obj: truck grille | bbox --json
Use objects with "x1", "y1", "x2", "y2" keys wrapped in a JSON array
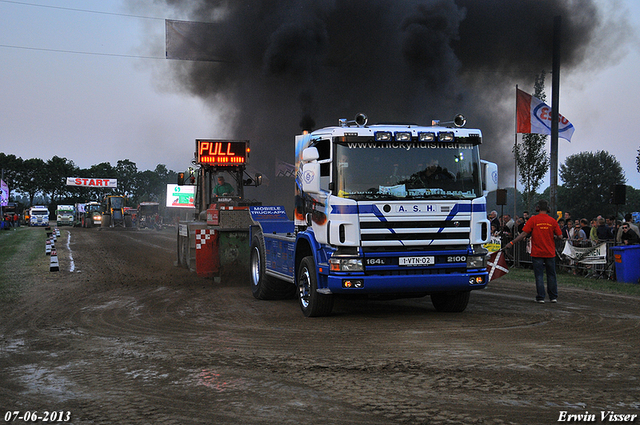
[{"x1": 360, "y1": 216, "x2": 471, "y2": 249}]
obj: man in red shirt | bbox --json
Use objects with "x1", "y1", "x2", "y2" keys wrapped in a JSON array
[{"x1": 506, "y1": 199, "x2": 562, "y2": 303}]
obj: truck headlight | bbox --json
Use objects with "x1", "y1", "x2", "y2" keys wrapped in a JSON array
[
  {"x1": 418, "y1": 132, "x2": 435, "y2": 142},
  {"x1": 330, "y1": 257, "x2": 363, "y2": 272},
  {"x1": 394, "y1": 131, "x2": 411, "y2": 141},
  {"x1": 467, "y1": 255, "x2": 486, "y2": 268},
  {"x1": 374, "y1": 131, "x2": 392, "y2": 142}
]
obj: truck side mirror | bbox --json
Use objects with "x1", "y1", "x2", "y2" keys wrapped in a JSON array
[
  {"x1": 302, "y1": 147, "x2": 319, "y2": 162},
  {"x1": 301, "y1": 147, "x2": 321, "y2": 194},
  {"x1": 302, "y1": 162, "x2": 321, "y2": 194},
  {"x1": 481, "y1": 160, "x2": 498, "y2": 196}
]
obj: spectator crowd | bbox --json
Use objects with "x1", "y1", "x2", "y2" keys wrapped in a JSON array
[{"x1": 489, "y1": 209, "x2": 640, "y2": 247}]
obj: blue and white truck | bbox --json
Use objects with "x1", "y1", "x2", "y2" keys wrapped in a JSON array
[
  {"x1": 29, "y1": 205, "x2": 50, "y2": 227},
  {"x1": 249, "y1": 114, "x2": 498, "y2": 316},
  {"x1": 177, "y1": 115, "x2": 498, "y2": 316}
]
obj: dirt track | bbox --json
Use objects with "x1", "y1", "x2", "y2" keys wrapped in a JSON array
[{"x1": 1, "y1": 226, "x2": 639, "y2": 424}]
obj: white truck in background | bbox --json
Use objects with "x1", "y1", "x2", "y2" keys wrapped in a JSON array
[
  {"x1": 55, "y1": 205, "x2": 75, "y2": 226},
  {"x1": 29, "y1": 205, "x2": 50, "y2": 227}
]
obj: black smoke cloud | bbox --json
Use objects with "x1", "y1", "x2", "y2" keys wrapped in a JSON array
[{"x1": 142, "y1": 0, "x2": 631, "y2": 203}]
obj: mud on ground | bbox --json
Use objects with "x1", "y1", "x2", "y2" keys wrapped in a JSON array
[{"x1": 1, "y1": 227, "x2": 639, "y2": 424}]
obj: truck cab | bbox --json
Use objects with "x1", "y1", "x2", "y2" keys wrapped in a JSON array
[
  {"x1": 29, "y1": 206, "x2": 50, "y2": 227},
  {"x1": 250, "y1": 114, "x2": 499, "y2": 316},
  {"x1": 55, "y1": 205, "x2": 75, "y2": 226}
]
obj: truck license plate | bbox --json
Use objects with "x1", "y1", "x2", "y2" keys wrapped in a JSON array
[{"x1": 399, "y1": 256, "x2": 435, "y2": 266}]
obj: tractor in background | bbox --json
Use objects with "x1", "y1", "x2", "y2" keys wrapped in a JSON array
[{"x1": 100, "y1": 195, "x2": 133, "y2": 229}]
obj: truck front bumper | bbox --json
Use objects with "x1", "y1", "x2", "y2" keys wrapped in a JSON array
[{"x1": 323, "y1": 271, "x2": 487, "y2": 294}]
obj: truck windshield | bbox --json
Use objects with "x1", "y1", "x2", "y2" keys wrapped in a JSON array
[{"x1": 334, "y1": 139, "x2": 482, "y2": 200}]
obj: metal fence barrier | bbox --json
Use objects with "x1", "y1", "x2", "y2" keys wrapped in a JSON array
[{"x1": 504, "y1": 238, "x2": 621, "y2": 280}]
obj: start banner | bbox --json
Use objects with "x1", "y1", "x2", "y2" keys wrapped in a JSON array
[{"x1": 66, "y1": 177, "x2": 117, "y2": 188}]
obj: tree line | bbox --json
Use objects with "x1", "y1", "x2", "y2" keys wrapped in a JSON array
[
  {"x1": 2, "y1": 145, "x2": 638, "y2": 222},
  {"x1": 0, "y1": 153, "x2": 179, "y2": 209}
]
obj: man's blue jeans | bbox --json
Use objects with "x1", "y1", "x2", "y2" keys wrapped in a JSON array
[{"x1": 532, "y1": 257, "x2": 558, "y2": 301}]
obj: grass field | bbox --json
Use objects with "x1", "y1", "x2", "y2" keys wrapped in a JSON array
[
  {"x1": 0, "y1": 226, "x2": 45, "y2": 300},
  {"x1": 505, "y1": 264, "x2": 640, "y2": 297}
]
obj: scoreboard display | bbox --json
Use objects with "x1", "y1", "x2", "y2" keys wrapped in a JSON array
[{"x1": 196, "y1": 140, "x2": 249, "y2": 165}]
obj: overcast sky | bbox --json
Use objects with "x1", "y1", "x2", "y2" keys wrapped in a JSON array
[{"x1": 1, "y1": 0, "x2": 639, "y2": 190}]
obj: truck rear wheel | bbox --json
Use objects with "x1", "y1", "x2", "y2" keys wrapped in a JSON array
[
  {"x1": 297, "y1": 256, "x2": 334, "y2": 317},
  {"x1": 250, "y1": 234, "x2": 295, "y2": 300},
  {"x1": 431, "y1": 291, "x2": 470, "y2": 312}
]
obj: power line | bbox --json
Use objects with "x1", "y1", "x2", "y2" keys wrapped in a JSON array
[
  {"x1": 0, "y1": 43, "x2": 165, "y2": 60},
  {"x1": 0, "y1": 1, "x2": 171, "y2": 60},
  {"x1": 0, "y1": 43, "x2": 235, "y2": 63},
  {"x1": 0, "y1": 0, "x2": 166, "y2": 21}
]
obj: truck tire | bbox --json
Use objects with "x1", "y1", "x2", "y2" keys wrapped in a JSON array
[
  {"x1": 297, "y1": 256, "x2": 334, "y2": 317},
  {"x1": 431, "y1": 291, "x2": 470, "y2": 313},
  {"x1": 125, "y1": 215, "x2": 133, "y2": 228},
  {"x1": 250, "y1": 234, "x2": 295, "y2": 300},
  {"x1": 101, "y1": 214, "x2": 111, "y2": 228}
]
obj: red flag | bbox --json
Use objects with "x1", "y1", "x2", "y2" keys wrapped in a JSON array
[
  {"x1": 516, "y1": 89, "x2": 533, "y2": 134},
  {"x1": 487, "y1": 251, "x2": 509, "y2": 281}
]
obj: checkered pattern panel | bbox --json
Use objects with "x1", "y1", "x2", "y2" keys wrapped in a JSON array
[{"x1": 195, "y1": 229, "x2": 214, "y2": 249}]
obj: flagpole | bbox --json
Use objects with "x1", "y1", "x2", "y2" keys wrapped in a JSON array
[
  {"x1": 550, "y1": 16, "x2": 561, "y2": 217},
  {"x1": 514, "y1": 85, "x2": 518, "y2": 228}
]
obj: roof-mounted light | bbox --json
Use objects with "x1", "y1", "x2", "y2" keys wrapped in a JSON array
[
  {"x1": 375, "y1": 131, "x2": 392, "y2": 142},
  {"x1": 418, "y1": 132, "x2": 436, "y2": 142},
  {"x1": 438, "y1": 132, "x2": 455, "y2": 142},
  {"x1": 394, "y1": 132, "x2": 411, "y2": 142}
]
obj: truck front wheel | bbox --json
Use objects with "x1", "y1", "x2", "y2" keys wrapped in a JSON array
[
  {"x1": 250, "y1": 234, "x2": 295, "y2": 300},
  {"x1": 297, "y1": 256, "x2": 334, "y2": 317},
  {"x1": 431, "y1": 291, "x2": 470, "y2": 312}
]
